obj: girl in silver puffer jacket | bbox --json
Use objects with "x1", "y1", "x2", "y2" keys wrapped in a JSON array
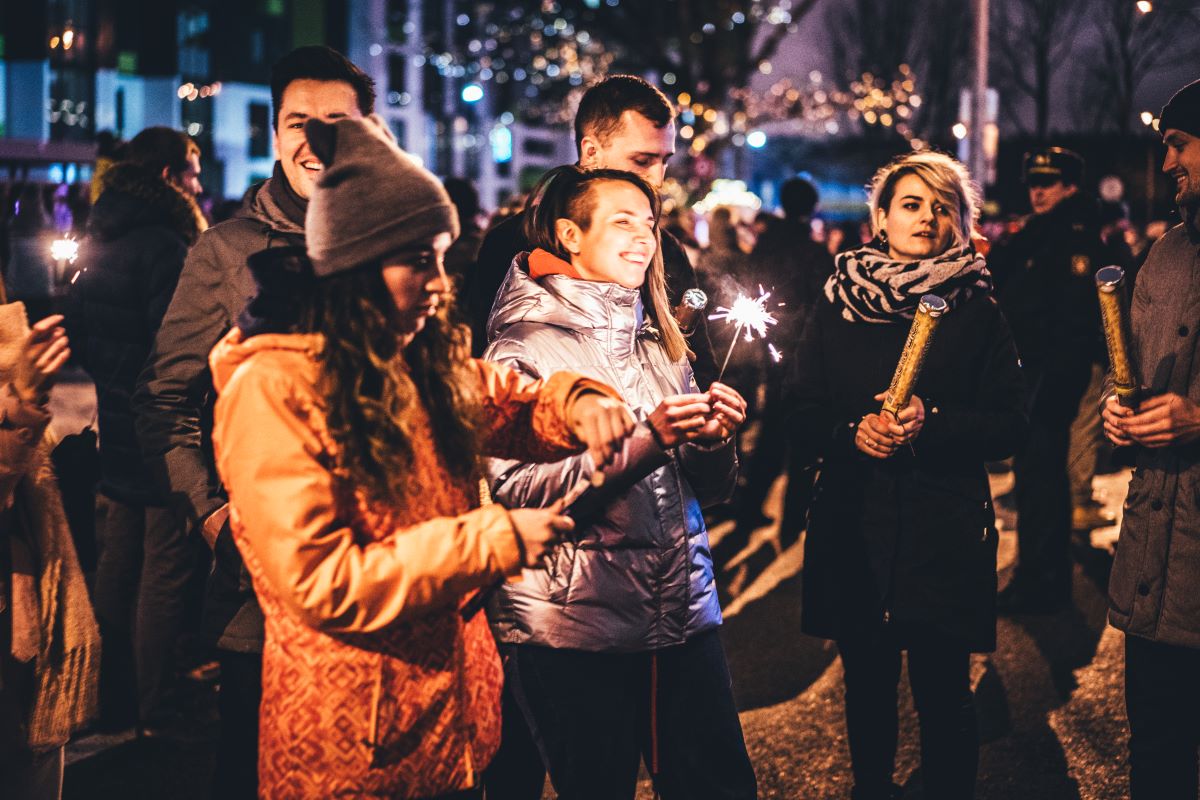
[{"x1": 483, "y1": 165, "x2": 758, "y2": 800}]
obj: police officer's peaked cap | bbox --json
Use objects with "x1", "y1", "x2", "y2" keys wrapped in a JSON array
[{"x1": 1022, "y1": 147, "x2": 1084, "y2": 186}]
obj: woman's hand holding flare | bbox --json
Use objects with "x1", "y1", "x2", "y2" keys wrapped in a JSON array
[
  {"x1": 570, "y1": 393, "x2": 637, "y2": 467},
  {"x1": 857, "y1": 392, "x2": 926, "y2": 459}
]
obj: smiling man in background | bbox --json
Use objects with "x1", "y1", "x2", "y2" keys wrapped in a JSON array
[{"x1": 132, "y1": 45, "x2": 373, "y2": 799}]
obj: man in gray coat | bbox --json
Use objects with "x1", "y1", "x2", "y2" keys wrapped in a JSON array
[
  {"x1": 132, "y1": 46, "x2": 372, "y2": 798},
  {"x1": 1102, "y1": 77, "x2": 1200, "y2": 800}
]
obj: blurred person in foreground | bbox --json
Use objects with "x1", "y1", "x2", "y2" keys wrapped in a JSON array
[
  {"x1": 0, "y1": 302, "x2": 99, "y2": 800},
  {"x1": 212, "y1": 115, "x2": 632, "y2": 800},
  {"x1": 1102, "y1": 77, "x2": 1200, "y2": 800},
  {"x1": 787, "y1": 151, "x2": 1026, "y2": 800}
]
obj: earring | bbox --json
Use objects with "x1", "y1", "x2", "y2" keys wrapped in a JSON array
[{"x1": 878, "y1": 229, "x2": 889, "y2": 244}]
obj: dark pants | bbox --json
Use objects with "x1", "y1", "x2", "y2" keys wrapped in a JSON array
[
  {"x1": 1124, "y1": 633, "x2": 1200, "y2": 799},
  {"x1": 837, "y1": 632, "x2": 979, "y2": 800},
  {"x1": 211, "y1": 650, "x2": 261, "y2": 800},
  {"x1": 482, "y1": 649, "x2": 546, "y2": 799},
  {"x1": 1011, "y1": 360, "x2": 1092, "y2": 598},
  {"x1": 93, "y1": 498, "x2": 193, "y2": 724},
  {"x1": 507, "y1": 629, "x2": 757, "y2": 800}
]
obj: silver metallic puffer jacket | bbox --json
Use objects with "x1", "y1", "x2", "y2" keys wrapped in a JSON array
[{"x1": 483, "y1": 255, "x2": 734, "y2": 652}]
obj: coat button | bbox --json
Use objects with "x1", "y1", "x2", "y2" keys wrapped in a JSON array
[
  {"x1": 1137, "y1": 582, "x2": 1150, "y2": 596},
  {"x1": 1151, "y1": 499, "x2": 1164, "y2": 511},
  {"x1": 1180, "y1": 326, "x2": 1190, "y2": 337}
]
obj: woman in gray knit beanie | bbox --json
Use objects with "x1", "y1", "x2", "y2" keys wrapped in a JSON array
[{"x1": 207, "y1": 115, "x2": 637, "y2": 798}]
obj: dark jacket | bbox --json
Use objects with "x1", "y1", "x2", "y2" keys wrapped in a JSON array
[
  {"x1": 992, "y1": 192, "x2": 1110, "y2": 375},
  {"x1": 64, "y1": 163, "x2": 206, "y2": 505},
  {"x1": 132, "y1": 173, "x2": 303, "y2": 652},
  {"x1": 788, "y1": 293, "x2": 1027, "y2": 651},
  {"x1": 464, "y1": 209, "x2": 718, "y2": 386},
  {"x1": 749, "y1": 218, "x2": 834, "y2": 338},
  {"x1": 1108, "y1": 218, "x2": 1200, "y2": 648}
]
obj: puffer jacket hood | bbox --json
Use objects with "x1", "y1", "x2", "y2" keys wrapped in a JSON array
[{"x1": 484, "y1": 254, "x2": 735, "y2": 653}]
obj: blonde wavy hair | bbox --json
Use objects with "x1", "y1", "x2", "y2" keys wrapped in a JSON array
[{"x1": 867, "y1": 151, "x2": 982, "y2": 250}]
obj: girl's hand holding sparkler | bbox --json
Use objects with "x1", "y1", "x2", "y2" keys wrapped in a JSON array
[
  {"x1": 647, "y1": 393, "x2": 713, "y2": 448},
  {"x1": 857, "y1": 393, "x2": 925, "y2": 458},
  {"x1": 694, "y1": 382, "x2": 748, "y2": 442}
]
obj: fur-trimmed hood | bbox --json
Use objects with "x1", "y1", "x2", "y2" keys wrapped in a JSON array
[{"x1": 88, "y1": 161, "x2": 207, "y2": 245}]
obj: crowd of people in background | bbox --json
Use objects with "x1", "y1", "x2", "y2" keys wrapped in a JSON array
[{"x1": 1, "y1": 40, "x2": 1199, "y2": 800}]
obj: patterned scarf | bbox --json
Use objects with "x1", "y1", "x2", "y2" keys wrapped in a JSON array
[{"x1": 824, "y1": 241, "x2": 993, "y2": 323}]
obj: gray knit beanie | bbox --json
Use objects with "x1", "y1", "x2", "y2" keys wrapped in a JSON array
[{"x1": 304, "y1": 114, "x2": 460, "y2": 277}]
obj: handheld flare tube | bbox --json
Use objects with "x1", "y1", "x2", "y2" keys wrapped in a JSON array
[
  {"x1": 881, "y1": 294, "x2": 948, "y2": 417},
  {"x1": 673, "y1": 288, "x2": 708, "y2": 335},
  {"x1": 1095, "y1": 265, "x2": 1140, "y2": 408}
]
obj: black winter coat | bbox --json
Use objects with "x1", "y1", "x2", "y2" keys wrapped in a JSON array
[
  {"x1": 463, "y1": 209, "x2": 719, "y2": 386},
  {"x1": 992, "y1": 193, "x2": 1110, "y2": 375},
  {"x1": 788, "y1": 293, "x2": 1027, "y2": 651},
  {"x1": 64, "y1": 163, "x2": 205, "y2": 505}
]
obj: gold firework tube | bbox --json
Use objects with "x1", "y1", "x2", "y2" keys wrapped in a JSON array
[
  {"x1": 1096, "y1": 265, "x2": 1140, "y2": 408},
  {"x1": 673, "y1": 288, "x2": 708, "y2": 335},
  {"x1": 881, "y1": 294, "x2": 948, "y2": 417}
]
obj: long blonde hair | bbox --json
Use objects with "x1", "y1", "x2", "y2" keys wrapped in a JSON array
[
  {"x1": 867, "y1": 151, "x2": 982, "y2": 250},
  {"x1": 525, "y1": 165, "x2": 690, "y2": 363}
]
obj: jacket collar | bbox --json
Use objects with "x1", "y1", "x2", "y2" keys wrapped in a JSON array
[
  {"x1": 488, "y1": 252, "x2": 645, "y2": 359},
  {"x1": 87, "y1": 162, "x2": 208, "y2": 244}
]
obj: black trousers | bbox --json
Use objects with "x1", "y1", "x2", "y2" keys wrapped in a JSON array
[
  {"x1": 93, "y1": 499, "x2": 194, "y2": 724},
  {"x1": 1125, "y1": 633, "x2": 1200, "y2": 799},
  {"x1": 507, "y1": 629, "x2": 757, "y2": 800},
  {"x1": 211, "y1": 650, "x2": 262, "y2": 800},
  {"x1": 837, "y1": 631, "x2": 979, "y2": 800},
  {"x1": 1011, "y1": 359, "x2": 1092, "y2": 597}
]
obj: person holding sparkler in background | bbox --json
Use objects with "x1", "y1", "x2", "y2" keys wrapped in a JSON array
[
  {"x1": 786, "y1": 151, "x2": 1026, "y2": 800},
  {"x1": 483, "y1": 165, "x2": 756, "y2": 800}
]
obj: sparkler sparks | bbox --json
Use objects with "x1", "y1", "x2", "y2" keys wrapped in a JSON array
[{"x1": 709, "y1": 286, "x2": 779, "y2": 380}]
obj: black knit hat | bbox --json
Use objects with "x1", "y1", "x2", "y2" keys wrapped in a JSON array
[
  {"x1": 1160, "y1": 79, "x2": 1200, "y2": 139},
  {"x1": 303, "y1": 115, "x2": 459, "y2": 278}
]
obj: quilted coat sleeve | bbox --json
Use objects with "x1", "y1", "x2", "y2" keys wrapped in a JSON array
[
  {"x1": 213, "y1": 360, "x2": 526, "y2": 634},
  {"x1": 474, "y1": 357, "x2": 622, "y2": 464}
]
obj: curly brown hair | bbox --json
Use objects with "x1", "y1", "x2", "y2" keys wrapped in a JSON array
[{"x1": 302, "y1": 266, "x2": 483, "y2": 505}]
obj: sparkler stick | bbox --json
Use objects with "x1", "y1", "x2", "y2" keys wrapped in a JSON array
[{"x1": 709, "y1": 286, "x2": 779, "y2": 382}]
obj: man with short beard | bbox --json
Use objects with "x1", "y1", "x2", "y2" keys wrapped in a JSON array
[
  {"x1": 132, "y1": 46, "x2": 372, "y2": 798},
  {"x1": 463, "y1": 75, "x2": 716, "y2": 385},
  {"x1": 1102, "y1": 77, "x2": 1200, "y2": 800}
]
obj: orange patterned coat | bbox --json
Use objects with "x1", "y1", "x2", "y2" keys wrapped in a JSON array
[{"x1": 209, "y1": 329, "x2": 614, "y2": 798}]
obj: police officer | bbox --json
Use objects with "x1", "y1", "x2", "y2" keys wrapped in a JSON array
[{"x1": 993, "y1": 147, "x2": 1109, "y2": 614}]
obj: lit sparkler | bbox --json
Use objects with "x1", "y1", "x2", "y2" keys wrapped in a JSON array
[
  {"x1": 50, "y1": 236, "x2": 79, "y2": 263},
  {"x1": 709, "y1": 285, "x2": 779, "y2": 380},
  {"x1": 768, "y1": 343, "x2": 783, "y2": 363}
]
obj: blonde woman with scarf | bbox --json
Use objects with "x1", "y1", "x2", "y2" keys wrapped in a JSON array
[{"x1": 787, "y1": 151, "x2": 1027, "y2": 800}]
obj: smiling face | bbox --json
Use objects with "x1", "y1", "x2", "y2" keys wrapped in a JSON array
[
  {"x1": 557, "y1": 180, "x2": 657, "y2": 289},
  {"x1": 381, "y1": 232, "x2": 454, "y2": 346},
  {"x1": 274, "y1": 79, "x2": 363, "y2": 199},
  {"x1": 579, "y1": 111, "x2": 676, "y2": 189},
  {"x1": 1163, "y1": 128, "x2": 1200, "y2": 207},
  {"x1": 876, "y1": 173, "x2": 956, "y2": 261}
]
